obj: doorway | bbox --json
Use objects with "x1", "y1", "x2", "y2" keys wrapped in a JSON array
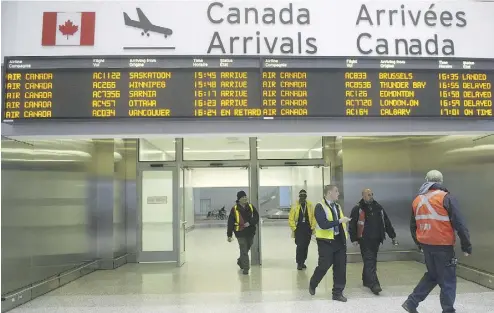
[
  {"x1": 258, "y1": 165, "x2": 324, "y2": 268},
  {"x1": 182, "y1": 166, "x2": 252, "y2": 268},
  {"x1": 137, "y1": 164, "x2": 177, "y2": 263}
]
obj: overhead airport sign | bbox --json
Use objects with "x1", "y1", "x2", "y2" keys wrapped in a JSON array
[
  {"x1": 3, "y1": 55, "x2": 493, "y2": 121},
  {"x1": 1, "y1": 0, "x2": 494, "y2": 58}
]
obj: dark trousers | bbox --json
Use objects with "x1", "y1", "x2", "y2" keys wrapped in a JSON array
[
  {"x1": 359, "y1": 238, "x2": 381, "y2": 287},
  {"x1": 237, "y1": 236, "x2": 254, "y2": 270},
  {"x1": 295, "y1": 222, "x2": 311, "y2": 265},
  {"x1": 407, "y1": 245, "x2": 457, "y2": 313},
  {"x1": 309, "y1": 237, "x2": 347, "y2": 296}
]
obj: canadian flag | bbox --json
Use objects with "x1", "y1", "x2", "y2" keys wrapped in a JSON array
[{"x1": 42, "y1": 12, "x2": 95, "y2": 46}]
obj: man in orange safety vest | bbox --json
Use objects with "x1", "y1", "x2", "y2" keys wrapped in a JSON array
[{"x1": 402, "y1": 170, "x2": 472, "y2": 313}]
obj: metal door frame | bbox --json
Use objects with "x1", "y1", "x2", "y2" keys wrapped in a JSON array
[{"x1": 136, "y1": 162, "x2": 178, "y2": 263}]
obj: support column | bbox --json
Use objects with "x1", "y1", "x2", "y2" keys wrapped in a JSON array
[
  {"x1": 124, "y1": 139, "x2": 138, "y2": 263},
  {"x1": 91, "y1": 139, "x2": 115, "y2": 269},
  {"x1": 175, "y1": 138, "x2": 185, "y2": 266},
  {"x1": 249, "y1": 137, "x2": 261, "y2": 266}
]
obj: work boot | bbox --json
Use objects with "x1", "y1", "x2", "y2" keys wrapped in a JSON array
[
  {"x1": 402, "y1": 300, "x2": 419, "y2": 313},
  {"x1": 332, "y1": 294, "x2": 347, "y2": 302}
]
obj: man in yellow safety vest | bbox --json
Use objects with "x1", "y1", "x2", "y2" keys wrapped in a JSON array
[
  {"x1": 309, "y1": 184, "x2": 352, "y2": 302},
  {"x1": 289, "y1": 189, "x2": 316, "y2": 270},
  {"x1": 227, "y1": 190, "x2": 260, "y2": 275}
]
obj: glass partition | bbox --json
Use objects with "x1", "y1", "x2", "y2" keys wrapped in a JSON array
[
  {"x1": 139, "y1": 138, "x2": 176, "y2": 161},
  {"x1": 257, "y1": 136, "x2": 322, "y2": 159},
  {"x1": 189, "y1": 167, "x2": 250, "y2": 223}
]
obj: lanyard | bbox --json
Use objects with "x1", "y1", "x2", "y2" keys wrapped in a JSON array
[{"x1": 300, "y1": 203, "x2": 307, "y2": 222}]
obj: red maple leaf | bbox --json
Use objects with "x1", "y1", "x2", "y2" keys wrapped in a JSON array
[{"x1": 59, "y1": 20, "x2": 79, "y2": 39}]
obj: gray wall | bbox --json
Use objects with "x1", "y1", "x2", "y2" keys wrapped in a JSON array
[
  {"x1": 1, "y1": 138, "x2": 95, "y2": 294},
  {"x1": 410, "y1": 134, "x2": 494, "y2": 274},
  {"x1": 341, "y1": 135, "x2": 494, "y2": 275},
  {"x1": 1, "y1": 138, "x2": 138, "y2": 297},
  {"x1": 342, "y1": 137, "x2": 416, "y2": 253}
]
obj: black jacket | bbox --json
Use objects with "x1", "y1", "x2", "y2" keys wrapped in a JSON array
[
  {"x1": 349, "y1": 199, "x2": 396, "y2": 243},
  {"x1": 227, "y1": 202, "x2": 259, "y2": 238},
  {"x1": 410, "y1": 183, "x2": 472, "y2": 254}
]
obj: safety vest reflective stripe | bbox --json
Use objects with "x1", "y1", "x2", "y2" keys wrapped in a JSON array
[
  {"x1": 357, "y1": 209, "x2": 365, "y2": 238},
  {"x1": 414, "y1": 190, "x2": 450, "y2": 222},
  {"x1": 413, "y1": 189, "x2": 454, "y2": 246},
  {"x1": 234, "y1": 204, "x2": 253, "y2": 231}
]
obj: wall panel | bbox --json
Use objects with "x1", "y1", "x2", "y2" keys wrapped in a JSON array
[
  {"x1": 342, "y1": 136, "x2": 417, "y2": 252},
  {"x1": 410, "y1": 134, "x2": 494, "y2": 274},
  {"x1": 340, "y1": 134, "x2": 494, "y2": 277},
  {"x1": 1, "y1": 138, "x2": 96, "y2": 295}
]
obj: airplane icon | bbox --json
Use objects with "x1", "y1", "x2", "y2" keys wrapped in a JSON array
[{"x1": 123, "y1": 8, "x2": 173, "y2": 38}]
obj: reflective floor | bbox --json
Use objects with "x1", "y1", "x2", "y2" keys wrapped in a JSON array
[{"x1": 11, "y1": 226, "x2": 494, "y2": 313}]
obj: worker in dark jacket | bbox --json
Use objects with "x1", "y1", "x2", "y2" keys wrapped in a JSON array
[
  {"x1": 227, "y1": 190, "x2": 260, "y2": 275},
  {"x1": 402, "y1": 170, "x2": 472, "y2": 313},
  {"x1": 349, "y1": 188, "x2": 398, "y2": 295}
]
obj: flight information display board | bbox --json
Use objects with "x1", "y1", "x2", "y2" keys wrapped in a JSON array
[{"x1": 3, "y1": 56, "x2": 493, "y2": 120}]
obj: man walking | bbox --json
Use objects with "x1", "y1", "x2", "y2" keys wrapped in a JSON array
[
  {"x1": 289, "y1": 189, "x2": 316, "y2": 270},
  {"x1": 349, "y1": 188, "x2": 398, "y2": 295},
  {"x1": 402, "y1": 170, "x2": 472, "y2": 313},
  {"x1": 309, "y1": 185, "x2": 352, "y2": 302},
  {"x1": 227, "y1": 190, "x2": 260, "y2": 275}
]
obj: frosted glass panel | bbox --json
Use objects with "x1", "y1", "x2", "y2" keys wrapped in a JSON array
[
  {"x1": 183, "y1": 137, "x2": 250, "y2": 160},
  {"x1": 142, "y1": 170, "x2": 174, "y2": 251},
  {"x1": 257, "y1": 136, "x2": 322, "y2": 159},
  {"x1": 139, "y1": 138, "x2": 175, "y2": 161}
]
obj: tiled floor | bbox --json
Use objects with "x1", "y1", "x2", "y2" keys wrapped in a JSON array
[{"x1": 11, "y1": 226, "x2": 494, "y2": 313}]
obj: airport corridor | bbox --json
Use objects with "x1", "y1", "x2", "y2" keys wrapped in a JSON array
[{"x1": 10, "y1": 226, "x2": 494, "y2": 313}]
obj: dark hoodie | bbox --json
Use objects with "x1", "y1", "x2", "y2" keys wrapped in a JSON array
[
  {"x1": 349, "y1": 199, "x2": 396, "y2": 243},
  {"x1": 411, "y1": 182, "x2": 472, "y2": 254}
]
